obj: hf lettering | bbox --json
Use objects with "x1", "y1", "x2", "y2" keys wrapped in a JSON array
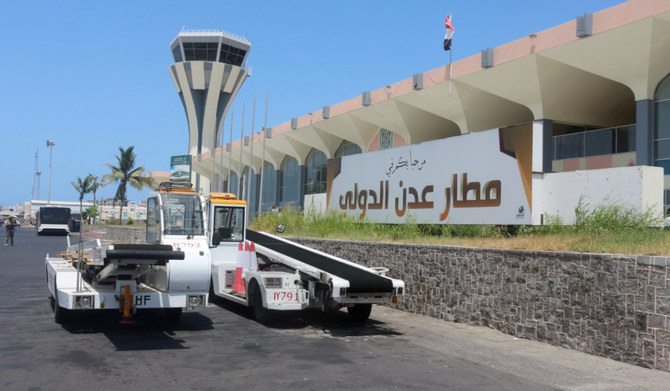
[{"x1": 135, "y1": 295, "x2": 151, "y2": 306}]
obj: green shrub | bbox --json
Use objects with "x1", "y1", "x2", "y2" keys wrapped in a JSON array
[{"x1": 573, "y1": 197, "x2": 661, "y2": 233}]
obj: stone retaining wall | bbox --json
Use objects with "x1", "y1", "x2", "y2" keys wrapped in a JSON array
[
  {"x1": 295, "y1": 238, "x2": 670, "y2": 372},
  {"x1": 82, "y1": 225, "x2": 145, "y2": 244},
  {"x1": 83, "y1": 225, "x2": 670, "y2": 371}
]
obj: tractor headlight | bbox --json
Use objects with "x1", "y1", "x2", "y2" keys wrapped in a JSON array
[
  {"x1": 75, "y1": 295, "x2": 94, "y2": 309},
  {"x1": 187, "y1": 295, "x2": 205, "y2": 308},
  {"x1": 264, "y1": 277, "x2": 282, "y2": 288}
]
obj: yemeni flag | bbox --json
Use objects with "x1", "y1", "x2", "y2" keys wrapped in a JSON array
[{"x1": 444, "y1": 14, "x2": 455, "y2": 51}]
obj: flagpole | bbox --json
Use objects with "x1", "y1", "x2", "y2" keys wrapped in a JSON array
[
  {"x1": 445, "y1": 13, "x2": 454, "y2": 96},
  {"x1": 249, "y1": 97, "x2": 256, "y2": 209},
  {"x1": 238, "y1": 103, "x2": 245, "y2": 199},
  {"x1": 219, "y1": 109, "x2": 227, "y2": 192},
  {"x1": 449, "y1": 49, "x2": 453, "y2": 96},
  {"x1": 227, "y1": 108, "x2": 233, "y2": 193},
  {"x1": 211, "y1": 125, "x2": 217, "y2": 194},
  {"x1": 258, "y1": 91, "x2": 268, "y2": 216}
]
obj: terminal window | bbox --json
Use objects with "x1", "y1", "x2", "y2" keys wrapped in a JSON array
[{"x1": 335, "y1": 140, "x2": 362, "y2": 157}]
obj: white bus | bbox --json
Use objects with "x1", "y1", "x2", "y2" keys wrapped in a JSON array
[{"x1": 37, "y1": 207, "x2": 71, "y2": 236}]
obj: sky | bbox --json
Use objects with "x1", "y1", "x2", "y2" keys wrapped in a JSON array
[{"x1": 0, "y1": 0, "x2": 625, "y2": 206}]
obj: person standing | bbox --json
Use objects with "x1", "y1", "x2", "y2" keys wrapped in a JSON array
[{"x1": 4, "y1": 215, "x2": 17, "y2": 246}]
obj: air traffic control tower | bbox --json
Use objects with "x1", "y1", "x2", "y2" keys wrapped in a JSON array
[{"x1": 169, "y1": 30, "x2": 251, "y2": 193}]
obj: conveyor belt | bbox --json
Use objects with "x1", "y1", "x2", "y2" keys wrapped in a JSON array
[
  {"x1": 246, "y1": 230, "x2": 392, "y2": 294},
  {"x1": 105, "y1": 244, "x2": 185, "y2": 265}
]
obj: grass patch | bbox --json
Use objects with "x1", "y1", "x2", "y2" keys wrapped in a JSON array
[{"x1": 250, "y1": 203, "x2": 670, "y2": 256}]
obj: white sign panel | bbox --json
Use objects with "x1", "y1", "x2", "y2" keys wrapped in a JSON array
[{"x1": 326, "y1": 126, "x2": 533, "y2": 224}]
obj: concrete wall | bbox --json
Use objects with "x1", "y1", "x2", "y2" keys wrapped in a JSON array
[
  {"x1": 303, "y1": 193, "x2": 327, "y2": 216},
  {"x1": 84, "y1": 224, "x2": 670, "y2": 372},
  {"x1": 542, "y1": 165, "x2": 664, "y2": 225}
]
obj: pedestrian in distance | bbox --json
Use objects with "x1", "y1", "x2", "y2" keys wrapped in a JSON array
[{"x1": 4, "y1": 215, "x2": 17, "y2": 246}]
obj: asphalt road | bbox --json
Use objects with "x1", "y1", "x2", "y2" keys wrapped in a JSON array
[{"x1": 1, "y1": 227, "x2": 669, "y2": 390}]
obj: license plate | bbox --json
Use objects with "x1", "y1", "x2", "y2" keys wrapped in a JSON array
[{"x1": 267, "y1": 289, "x2": 305, "y2": 304}]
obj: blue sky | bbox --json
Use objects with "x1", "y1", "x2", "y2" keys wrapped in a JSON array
[{"x1": 0, "y1": 0, "x2": 624, "y2": 206}]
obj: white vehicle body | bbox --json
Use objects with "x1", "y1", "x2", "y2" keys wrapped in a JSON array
[
  {"x1": 37, "y1": 207, "x2": 71, "y2": 236},
  {"x1": 45, "y1": 182, "x2": 209, "y2": 323},
  {"x1": 207, "y1": 193, "x2": 405, "y2": 323}
]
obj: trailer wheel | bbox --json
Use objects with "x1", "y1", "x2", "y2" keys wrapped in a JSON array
[
  {"x1": 249, "y1": 280, "x2": 272, "y2": 324},
  {"x1": 347, "y1": 304, "x2": 372, "y2": 322},
  {"x1": 53, "y1": 283, "x2": 69, "y2": 324}
]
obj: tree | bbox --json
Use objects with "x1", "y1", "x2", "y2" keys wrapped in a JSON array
[
  {"x1": 87, "y1": 174, "x2": 103, "y2": 223},
  {"x1": 71, "y1": 175, "x2": 93, "y2": 227},
  {"x1": 83, "y1": 206, "x2": 98, "y2": 224},
  {"x1": 103, "y1": 146, "x2": 154, "y2": 224}
]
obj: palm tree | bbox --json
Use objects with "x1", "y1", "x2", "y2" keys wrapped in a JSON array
[
  {"x1": 72, "y1": 175, "x2": 93, "y2": 229},
  {"x1": 87, "y1": 174, "x2": 102, "y2": 223},
  {"x1": 83, "y1": 206, "x2": 98, "y2": 224},
  {"x1": 103, "y1": 146, "x2": 154, "y2": 224},
  {"x1": 72, "y1": 176, "x2": 93, "y2": 204}
]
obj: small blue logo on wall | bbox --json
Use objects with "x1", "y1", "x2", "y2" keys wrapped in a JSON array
[{"x1": 516, "y1": 206, "x2": 525, "y2": 219}]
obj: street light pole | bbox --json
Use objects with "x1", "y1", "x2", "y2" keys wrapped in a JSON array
[{"x1": 46, "y1": 140, "x2": 55, "y2": 205}]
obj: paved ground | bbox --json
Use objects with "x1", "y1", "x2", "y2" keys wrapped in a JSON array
[{"x1": 0, "y1": 227, "x2": 669, "y2": 390}]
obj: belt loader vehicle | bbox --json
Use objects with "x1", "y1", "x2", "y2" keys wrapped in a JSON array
[
  {"x1": 45, "y1": 182, "x2": 210, "y2": 323},
  {"x1": 206, "y1": 192, "x2": 405, "y2": 323}
]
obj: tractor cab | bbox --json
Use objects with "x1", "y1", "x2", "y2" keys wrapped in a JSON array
[
  {"x1": 207, "y1": 192, "x2": 246, "y2": 246},
  {"x1": 207, "y1": 192, "x2": 247, "y2": 295},
  {"x1": 146, "y1": 182, "x2": 207, "y2": 246}
]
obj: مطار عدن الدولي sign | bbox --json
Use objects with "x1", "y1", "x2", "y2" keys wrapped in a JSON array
[{"x1": 325, "y1": 126, "x2": 535, "y2": 225}]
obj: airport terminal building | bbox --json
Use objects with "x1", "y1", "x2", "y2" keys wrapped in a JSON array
[{"x1": 173, "y1": 0, "x2": 670, "y2": 224}]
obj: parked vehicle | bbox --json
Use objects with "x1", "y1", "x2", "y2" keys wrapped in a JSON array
[
  {"x1": 37, "y1": 207, "x2": 71, "y2": 236},
  {"x1": 45, "y1": 182, "x2": 209, "y2": 323},
  {"x1": 206, "y1": 192, "x2": 405, "y2": 323}
]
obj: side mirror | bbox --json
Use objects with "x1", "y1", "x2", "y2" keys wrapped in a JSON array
[
  {"x1": 212, "y1": 231, "x2": 221, "y2": 246},
  {"x1": 275, "y1": 224, "x2": 286, "y2": 234}
]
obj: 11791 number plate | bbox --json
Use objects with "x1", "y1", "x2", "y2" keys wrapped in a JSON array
[{"x1": 267, "y1": 289, "x2": 306, "y2": 304}]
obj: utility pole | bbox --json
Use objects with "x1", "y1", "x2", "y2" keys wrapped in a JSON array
[
  {"x1": 32, "y1": 149, "x2": 41, "y2": 200},
  {"x1": 46, "y1": 140, "x2": 55, "y2": 205}
]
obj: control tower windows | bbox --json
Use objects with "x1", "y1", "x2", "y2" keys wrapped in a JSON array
[
  {"x1": 175, "y1": 41, "x2": 247, "y2": 66},
  {"x1": 219, "y1": 44, "x2": 246, "y2": 67},
  {"x1": 172, "y1": 45, "x2": 183, "y2": 62},
  {"x1": 183, "y1": 42, "x2": 219, "y2": 61}
]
